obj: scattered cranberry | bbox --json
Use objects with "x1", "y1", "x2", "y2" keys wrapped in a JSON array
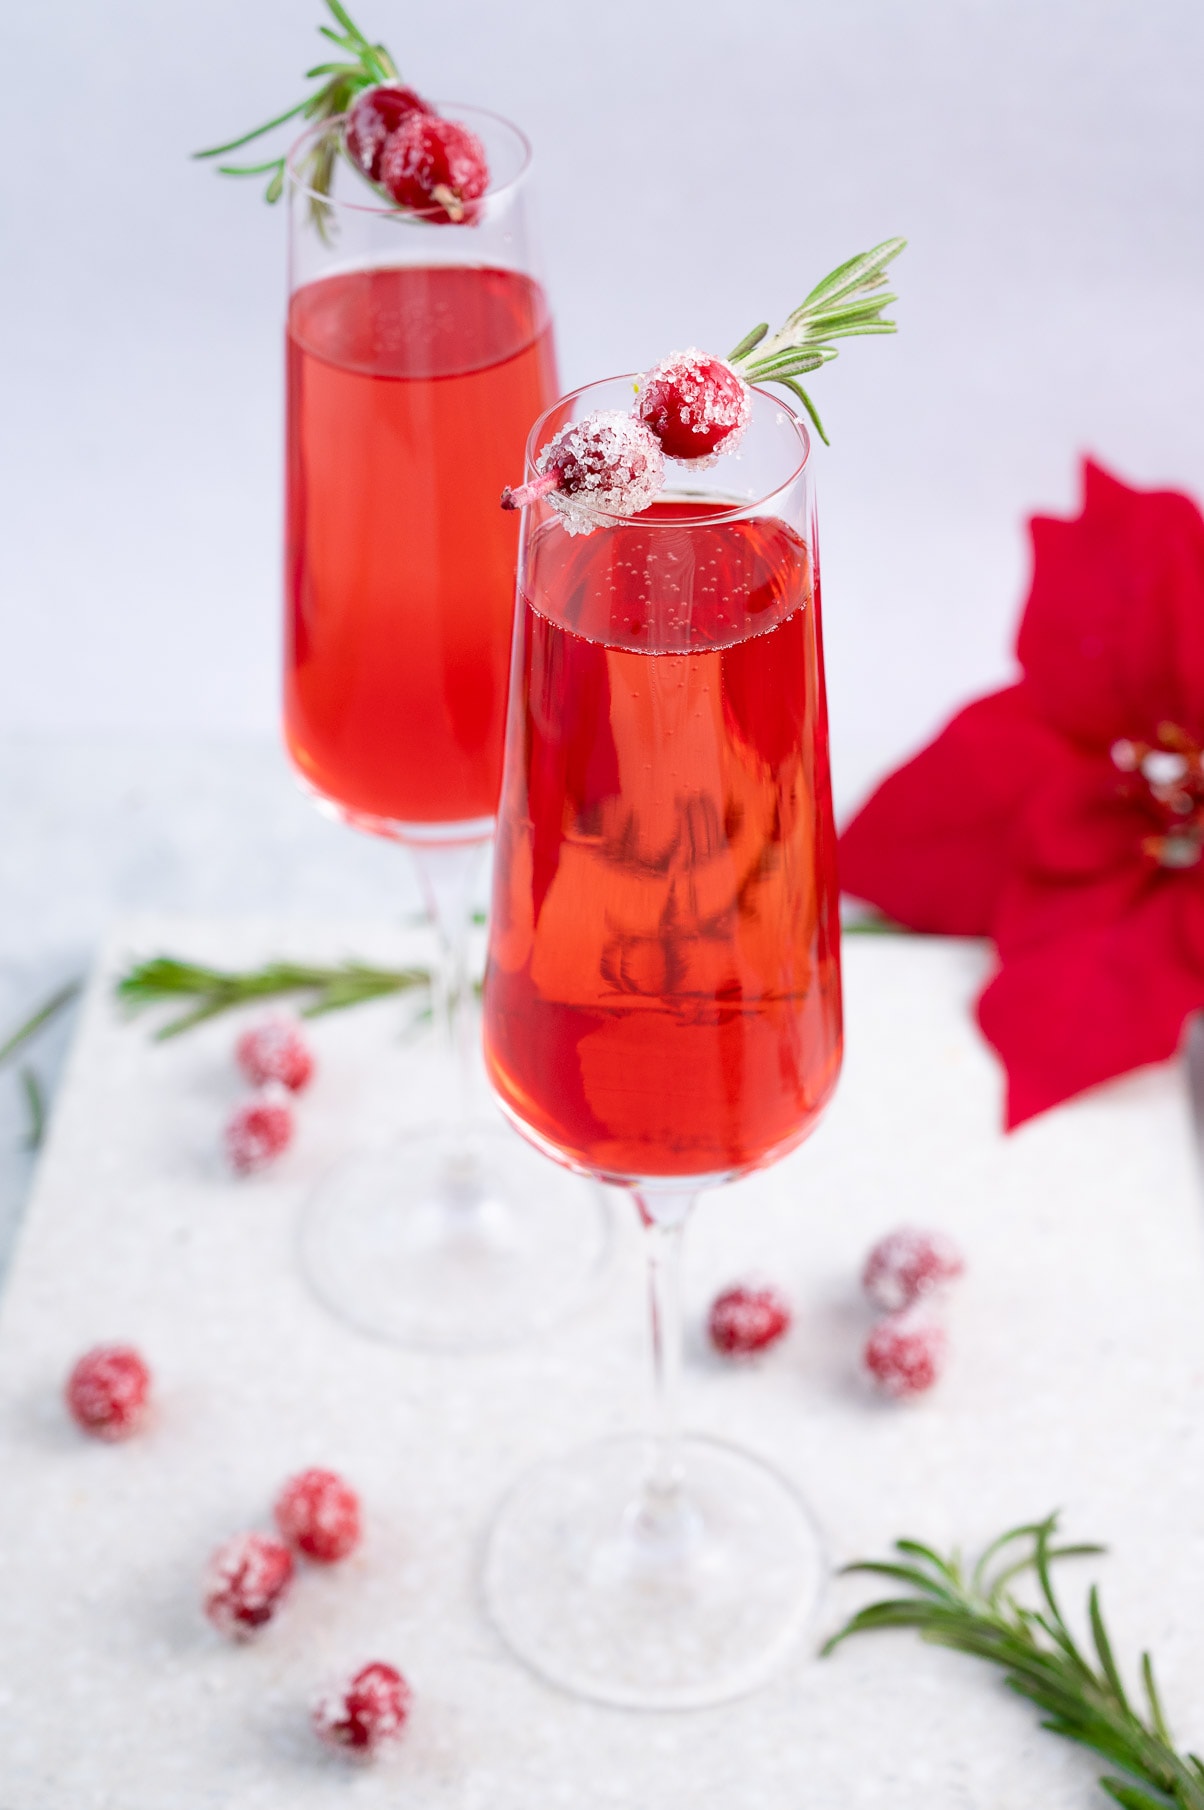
[
  {"x1": 235, "y1": 1017, "x2": 314, "y2": 1093},
  {"x1": 708, "y1": 1283, "x2": 792, "y2": 1357},
  {"x1": 65, "y1": 1344, "x2": 151, "y2": 1440},
  {"x1": 864, "y1": 1310, "x2": 947, "y2": 1399},
  {"x1": 638, "y1": 349, "x2": 752, "y2": 463},
  {"x1": 379, "y1": 113, "x2": 488, "y2": 222},
  {"x1": 345, "y1": 83, "x2": 432, "y2": 182},
  {"x1": 225, "y1": 1092, "x2": 294, "y2": 1175},
  {"x1": 862, "y1": 1227, "x2": 965, "y2": 1313},
  {"x1": 314, "y1": 1660, "x2": 412, "y2": 1757},
  {"x1": 203, "y1": 1531, "x2": 295, "y2": 1640},
  {"x1": 274, "y1": 1468, "x2": 362, "y2": 1563},
  {"x1": 502, "y1": 411, "x2": 665, "y2": 534}
]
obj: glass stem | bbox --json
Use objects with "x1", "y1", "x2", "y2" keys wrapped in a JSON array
[
  {"x1": 408, "y1": 841, "x2": 483, "y2": 1149},
  {"x1": 634, "y1": 1189, "x2": 695, "y2": 1511}
]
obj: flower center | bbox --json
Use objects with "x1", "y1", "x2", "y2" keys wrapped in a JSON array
[{"x1": 1111, "y1": 724, "x2": 1204, "y2": 868}]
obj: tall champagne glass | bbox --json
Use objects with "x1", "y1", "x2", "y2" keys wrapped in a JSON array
[
  {"x1": 285, "y1": 114, "x2": 608, "y2": 1349},
  {"x1": 481, "y1": 379, "x2": 842, "y2": 1705}
]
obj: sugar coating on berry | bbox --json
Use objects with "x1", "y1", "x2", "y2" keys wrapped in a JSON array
[
  {"x1": 537, "y1": 412, "x2": 664, "y2": 535},
  {"x1": 708, "y1": 1283, "x2": 792, "y2": 1357},
  {"x1": 379, "y1": 113, "x2": 488, "y2": 221},
  {"x1": 637, "y1": 350, "x2": 751, "y2": 465},
  {"x1": 65, "y1": 1344, "x2": 151, "y2": 1440},
  {"x1": 235, "y1": 1017, "x2": 314, "y2": 1093},
  {"x1": 345, "y1": 84, "x2": 432, "y2": 183},
  {"x1": 864, "y1": 1310, "x2": 947, "y2": 1399},
  {"x1": 203, "y1": 1531, "x2": 294, "y2": 1639},
  {"x1": 862, "y1": 1227, "x2": 965, "y2": 1313},
  {"x1": 314, "y1": 1661, "x2": 412, "y2": 1757},
  {"x1": 225, "y1": 1092, "x2": 294, "y2": 1175},
  {"x1": 274, "y1": 1468, "x2": 362, "y2": 1563}
]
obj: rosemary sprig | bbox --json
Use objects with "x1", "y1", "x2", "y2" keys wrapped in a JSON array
[
  {"x1": 116, "y1": 956, "x2": 430, "y2": 1039},
  {"x1": 824, "y1": 1514, "x2": 1204, "y2": 1810},
  {"x1": 194, "y1": 0, "x2": 399, "y2": 209},
  {"x1": 0, "y1": 980, "x2": 82, "y2": 1151},
  {"x1": 728, "y1": 237, "x2": 905, "y2": 445}
]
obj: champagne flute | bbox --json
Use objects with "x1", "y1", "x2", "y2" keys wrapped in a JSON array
[
  {"x1": 284, "y1": 114, "x2": 609, "y2": 1350},
  {"x1": 481, "y1": 377, "x2": 842, "y2": 1705}
]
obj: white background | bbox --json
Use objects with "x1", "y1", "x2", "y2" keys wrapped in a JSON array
[{"x1": 3, "y1": 0, "x2": 1204, "y2": 798}]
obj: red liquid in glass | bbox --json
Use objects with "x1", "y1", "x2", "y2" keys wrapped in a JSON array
[
  {"x1": 483, "y1": 502, "x2": 842, "y2": 1182},
  {"x1": 285, "y1": 265, "x2": 557, "y2": 826}
]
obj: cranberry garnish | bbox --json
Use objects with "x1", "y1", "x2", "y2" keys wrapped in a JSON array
[
  {"x1": 637, "y1": 349, "x2": 751, "y2": 463},
  {"x1": 862, "y1": 1227, "x2": 965, "y2": 1313},
  {"x1": 225, "y1": 1093, "x2": 294, "y2": 1174},
  {"x1": 864, "y1": 1310, "x2": 947, "y2": 1399},
  {"x1": 345, "y1": 84, "x2": 432, "y2": 182},
  {"x1": 501, "y1": 411, "x2": 664, "y2": 534},
  {"x1": 203, "y1": 1531, "x2": 295, "y2": 1639},
  {"x1": 274, "y1": 1468, "x2": 362, "y2": 1563},
  {"x1": 235, "y1": 1017, "x2": 314, "y2": 1093},
  {"x1": 313, "y1": 1660, "x2": 412, "y2": 1756},
  {"x1": 707, "y1": 1283, "x2": 792, "y2": 1357},
  {"x1": 65, "y1": 1344, "x2": 151, "y2": 1440},
  {"x1": 379, "y1": 113, "x2": 488, "y2": 222}
]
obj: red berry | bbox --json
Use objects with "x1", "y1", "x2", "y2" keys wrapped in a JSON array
[
  {"x1": 203, "y1": 1531, "x2": 294, "y2": 1639},
  {"x1": 864, "y1": 1310, "x2": 947, "y2": 1399},
  {"x1": 502, "y1": 411, "x2": 664, "y2": 533},
  {"x1": 862, "y1": 1227, "x2": 965, "y2": 1313},
  {"x1": 345, "y1": 84, "x2": 432, "y2": 182},
  {"x1": 65, "y1": 1344, "x2": 151, "y2": 1440},
  {"x1": 314, "y1": 1661, "x2": 412, "y2": 1757},
  {"x1": 235, "y1": 1017, "x2": 314, "y2": 1093},
  {"x1": 274, "y1": 1468, "x2": 362, "y2": 1563},
  {"x1": 707, "y1": 1283, "x2": 792, "y2": 1357},
  {"x1": 225, "y1": 1093, "x2": 294, "y2": 1174},
  {"x1": 379, "y1": 113, "x2": 488, "y2": 222},
  {"x1": 637, "y1": 350, "x2": 751, "y2": 463}
]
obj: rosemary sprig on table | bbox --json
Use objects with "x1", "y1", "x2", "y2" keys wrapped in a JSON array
[
  {"x1": 824, "y1": 1514, "x2": 1204, "y2": 1810},
  {"x1": 194, "y1": 0, "x2": 398, "y2": 207},
  {"x1": 116, "y1": 957, "x2": 430, "y2": 1039},
  {"x1": 0, "y1": 980, "x2": 82, "y2": 1150},
  {"x1": 728, "y1": 237, "x2": 905, "y2": 445}
]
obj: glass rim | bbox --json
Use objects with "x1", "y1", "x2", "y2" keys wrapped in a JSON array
[
  {"x1": 285, "y1": 103, "x2": 534, "y2": 220},
  {"x1": 522, "y1": 375, "x2": 812, "y2": 530}
]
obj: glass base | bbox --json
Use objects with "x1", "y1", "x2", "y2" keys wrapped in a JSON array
[
  {"x1": 482, "y1": 1433, "x2": 824, "y2": 1708},
  {"x1": 297, "y1": 1123, "x2": 612, "y2": 1351}
]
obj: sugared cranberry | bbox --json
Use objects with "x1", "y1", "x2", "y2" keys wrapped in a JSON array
[
  {"x1": 502, "y1": 411, "x2": 664, "y2": 534},
  {"x1": 203, "y1": 1531, "x2": 294, "y2": 1639},
  {"x1": 65, "y1": 1344, "x2": 151, "y2": 1440},
  {"x1": 637, "y1": 349, "x2": 752, "y2": 463},
  {"x1": 314, "y1": 1661, "x2": 412, "y2": 1757},
  {"x1": 708, "y1": 1283, "x2": 792, "y2": 1357},
  {"x1": 274, "y1": 1468, "x2": 362, "y2": 1563},
  {"x1": 379, "y1": 113, "x2": 488, "y2": 222},
  {"x1": 345, "y1": 84, "x2": 432, "y2": 182},
  {"x1": 862, "y1": 1227, "x2": 965, "y2": 1313},
  {"x1": 864, "y1": 1311, "x2": 947, "y2": 1399},
  {"x1": 225, "y1": 1093, "x2": 294, "y2": 1174},
  {"x1": 235, "y1": 1017, "x2": 314, "y2": 1093}
]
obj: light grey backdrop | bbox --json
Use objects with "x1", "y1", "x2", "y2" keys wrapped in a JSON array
[{"x1": 4, "y1": 0, "x2": 1203, "y2": 800}]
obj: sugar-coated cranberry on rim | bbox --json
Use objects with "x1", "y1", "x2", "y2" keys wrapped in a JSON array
[
  {"x1": 344, "y1": 83, "x2": 432, "y2": 181},
  {"x1": 499, "y1": 238, "x2": 905, "y2": 534}
]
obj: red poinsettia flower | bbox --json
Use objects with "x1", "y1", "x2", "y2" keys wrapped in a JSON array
[{"x1": 839, "y1": 461, "x2": 1204, "y2": 1128}]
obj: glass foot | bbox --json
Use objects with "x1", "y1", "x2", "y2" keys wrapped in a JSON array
[
  {"x1": 483, "y1": 1433, "x2": 824, "y2": 1708},
  {"x1": 297, "y1": 1123, "x2": 612, "y2": 1351}
]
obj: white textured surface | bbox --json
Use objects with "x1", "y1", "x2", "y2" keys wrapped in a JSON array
[{"x1": 2, "y1": 924, "x2": 1204, "y2": 1805}]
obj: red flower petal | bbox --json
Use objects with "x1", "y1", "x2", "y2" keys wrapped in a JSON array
[
  {"x1": 1018, "y1": 462, "x2": 1204, "y2": 751},
  {"x1": 839, "y1": 687, "x2": 1066, "y2": 935},
  {"x1": 977, "y1": 883, "x2": 1204, "y2": 1127}
]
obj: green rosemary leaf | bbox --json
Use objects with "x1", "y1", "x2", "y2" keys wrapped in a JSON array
[
  {"x1": 0, "y1": 981, "x2": 81, "y2": 1068},
  {"x1": 19, "y1": 1067, "x2": 45, "y2": 1150},
  {"x1": 1099, "y1": 1782, "x2": 1178, "y2": 1810},
  {"x1": 1091, "y1": 1585, "x2": 1133, "y2": 1713},
  {"x1": 769, "y1": 375, "x2": 829, "y2": 445},
  {"x1": 726, "y1": 322, "x2": 769, "y2": 362},
  {"x1": 215, "y1": 157, "x2": 288, "y2": 177},
  {"x1": 193, "y1": 100, "x2": 309, "y2": 160},
  {"x1": 838, "y1": 1559, "x2": 959, "y2": 1598},
  {"x1": 116, "y1": 955, "x2": 431, "y2": 1038},
  {"x1": 744, "y1": 348, "x2": 832, "y2": 379}
]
